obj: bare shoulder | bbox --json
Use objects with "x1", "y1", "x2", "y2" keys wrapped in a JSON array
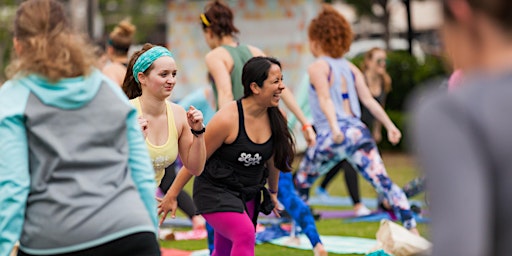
[
  {"x1": 205, "y1": 47, "x2": 230, "y2": 61},
  {"x1": 212, "y1": 101, "x2": 238, "y2": 125},
  {"x1": 308, "y1": 59, "x2": 329, "y2": 75}
]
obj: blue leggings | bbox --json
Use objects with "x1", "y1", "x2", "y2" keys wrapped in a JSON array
[
  {"x1": 295, "y1": 118, "x2": 416, "y2": 229},
  {"x1": 278, "y1": 172, "x2": 322, "y2": 247}
]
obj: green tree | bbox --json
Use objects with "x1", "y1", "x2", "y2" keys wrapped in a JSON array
[
  {"x1": 98, "y1": 0, "x2": 167, "y2": 44},
  {"x1": 344, "y1": 0, "x2": 391, "y2": 49}
]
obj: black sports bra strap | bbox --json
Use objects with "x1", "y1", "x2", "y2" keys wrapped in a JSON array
[{"x1": 236, "y1": 99, "x2": 245, "y2": 136}]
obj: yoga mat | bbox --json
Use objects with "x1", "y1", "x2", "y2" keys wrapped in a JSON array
[
  {"x1": 161, "y1": 248, "x2": 209, "y2": 256},
  {"x1": 270, "y1": 235, "x2": 377, "y2": 255},
  {"x1": 159, "y1": 228, "x2": 208, "y2": 241},
  {"x1": 344, "y1": 212, "x2": 430, "y2": 223},
  {"x1": 161, "y1": 217, "x2": 192, "y2": 228},
  {"x1": 309, "y1": 196, "x2": 424, "y2": 208},
  {"x1": 319, "y1": 209, "x2": 357, "y2": 219}
]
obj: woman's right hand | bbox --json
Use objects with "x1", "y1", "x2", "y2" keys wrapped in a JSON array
[
  {"x1": 157, "y1": 194, "x2": 178, "y2": 226},
  {"x1": 137, "y1": 116, "x2": 149, "y2": 139},
  {"x1": 332, "y1": 129, "x2": 345, "y2": 144}
]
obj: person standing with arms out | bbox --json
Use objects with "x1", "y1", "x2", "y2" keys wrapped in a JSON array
[
  {"x1": 102, "y1": 19, "x2": 136, "y2": 86},
  {"x1": 411, "y1": 0, "x2": 512, "y2": 254},
  {"x1": 122, "y1": 43, "x2": 207, "y2": 186},
  {"x1": 0, "y1": 1, "x2": 160, "y2": 255},
  {"x1": 295, "y1": 4, "x2": 419, "y2": 234},
  {"x1": 360, "y1": 47, "x2": 391, "y2": 143}
]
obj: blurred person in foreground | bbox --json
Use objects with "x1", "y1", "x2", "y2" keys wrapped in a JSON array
[
  {"x1": 0, "y1": 0, "x2": 159, "y2": 255},
  {"x1": 410, "y1": 0, "x2": 512, "y2": 255}
]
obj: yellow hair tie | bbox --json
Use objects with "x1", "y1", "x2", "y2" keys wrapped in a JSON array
[{"x1": 200, "y1": 13, "x2": 211, "y2": 27}]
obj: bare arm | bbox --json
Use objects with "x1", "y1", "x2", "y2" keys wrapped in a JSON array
[
  {"x1": 266, "y1": 157, "x2": 282, "y2": 217},
  {"x1": 158, "y1": 103, "x2": 237, "y2": 224},
  {"x1": 174, "y1": 104, "x2": 206, "y2": 176},
  {"x1": 349, "y1": 62, "x2": 401, "y2": 144},
  {"x1": 308, "y1": 60, "x2": 344, "y2": 143},
  {"x1": 205, "y1": 49, "x2": 234, "y2": 109},
  {"x1": 281, "y1": 88, "x2": 316, "y2": 146}
]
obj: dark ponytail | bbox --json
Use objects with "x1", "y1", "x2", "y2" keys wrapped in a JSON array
[
  {"x1": 242, "y1": 56, "x2": 295, "y2": 172},
  {"x1": 201, "y1": 0, "x2": 239, "y2": 38}
]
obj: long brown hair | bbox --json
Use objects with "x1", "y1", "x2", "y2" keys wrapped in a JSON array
[
  {"x1": 241, "y1": 56, "x2": 295, "y2": 172},
  {"x1": 362, "y1": 47, "x2": 392, "y2": 93},
  {"x1": 7, "y1": 0, "x2": 96, "y2": 82}
]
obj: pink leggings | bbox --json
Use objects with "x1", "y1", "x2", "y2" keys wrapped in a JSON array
[{"x1": 202, "y1": 200, "x2": 256, "y2": 256}]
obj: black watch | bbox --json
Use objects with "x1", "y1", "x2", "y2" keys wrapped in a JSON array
[{"x1": 191, "y1": 123, "x2": 206, "y2": 136}]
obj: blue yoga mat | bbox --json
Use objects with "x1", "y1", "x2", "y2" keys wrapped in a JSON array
[
  {"x1": 270, "y1": 235, "x2": 377, "y2": 255},
  {"x1": 161, "y1": 217, "x2": 192, "y2": 228},
  {"x1": 344, "y1": 212, "x2": 430, "y2": 223},
  {"x1": 308, "y1": 196, "x2": 424, "y2": 208}
]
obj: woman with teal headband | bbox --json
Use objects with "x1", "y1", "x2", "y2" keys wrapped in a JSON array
[{"x1": 122, "y1": 42, "x2": 207, "y2": 195}]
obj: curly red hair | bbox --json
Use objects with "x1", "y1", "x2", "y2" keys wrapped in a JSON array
[{"x1": 308, "y1": 4, "x2": 353, "y2": 58}]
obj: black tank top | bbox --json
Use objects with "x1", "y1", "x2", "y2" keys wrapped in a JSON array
[{"x1": 193, "y1": 99, "x2": 273, "y2": 214}]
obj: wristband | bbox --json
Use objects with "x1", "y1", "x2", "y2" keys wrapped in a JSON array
[
  {"x1": 302, "y1": 124, "x2": 312, "y2": 131},
  {"x1": 268, "y1": 188, "x2": 278, "y2": 194},
  {"x1": 191, "y1": 123, "x2": 206, "y2": 137}
]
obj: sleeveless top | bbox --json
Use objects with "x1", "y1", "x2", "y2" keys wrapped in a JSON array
[
  {"x1": 210, "y1": 44, "x2": 253, "y2": 110},
  {"x1": 308, "y1": 56, "x2": 361, "y2": 131},
  {"x1": 130, "y1": 97, "x2": 179, "y2": 185},
  {"x1": 193, "y1": 100, "x2": 273, "y2": 214}
]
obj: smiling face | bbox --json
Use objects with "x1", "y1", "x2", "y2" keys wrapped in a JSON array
[
  {"x1": 139, "y1": 56, "x2": 177, "y2": 100},
  {"x1": 260, "y1": 63, "x2": 285, "y2": 107}
]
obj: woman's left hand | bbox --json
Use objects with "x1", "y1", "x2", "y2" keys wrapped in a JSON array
[
  {"x1": 187, "y1": 105, "x2": 204, "y2": 131},
  {"x1": 271, "y1": 193, "x2": 282, "y2": 218}
]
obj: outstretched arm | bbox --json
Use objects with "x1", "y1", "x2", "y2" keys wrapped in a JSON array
[
  {"x1": 349, "y1": 62, "x2": 401, "y2": 145},
  {"x1": 281, "y1": 88, "x2": 316, "y2": 146}
]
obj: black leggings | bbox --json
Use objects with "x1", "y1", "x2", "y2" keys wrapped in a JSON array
[
  {"x1": 319, "y1": 160, "x2": 361, "y2": 205},
  {"x1": 18, "y1": 232, "x2": 160, "y2": 256},
  {"x1": 159, "y1": 163, "x2": 197, "y2": 219}
]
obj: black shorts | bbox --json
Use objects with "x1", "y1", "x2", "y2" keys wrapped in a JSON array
[{"x1": 18, "y1": 232, "x2": 160, "y2": 256}]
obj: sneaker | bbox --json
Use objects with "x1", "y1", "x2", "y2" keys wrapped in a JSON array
[
  {"x1": 315, "y1": 187, "x2": 330, "y2": 199},
  {"x1": 355, "y1": 205, "x2": 372, "y2": 216}
]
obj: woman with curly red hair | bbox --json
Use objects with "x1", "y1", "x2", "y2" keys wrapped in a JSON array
[{"x1": 294, "y1": 4, "x2": 419, "y2": 234}]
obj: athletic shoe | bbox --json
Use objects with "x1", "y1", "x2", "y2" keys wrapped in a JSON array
[
  {"x1": 355, "y1": 205, "x2": 372, "y2": 216},
  {"x1": 315, "y1": 187, "x2": 330, "y2": 199}
]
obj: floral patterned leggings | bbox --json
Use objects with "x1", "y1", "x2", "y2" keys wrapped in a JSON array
[{"x1": 294, "y1": 117, "x2": 416, "y2": 229}]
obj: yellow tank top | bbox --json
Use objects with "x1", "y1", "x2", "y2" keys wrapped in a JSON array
[{"x1": 130, "y1": 97, "x2": 179, "y2": 186}]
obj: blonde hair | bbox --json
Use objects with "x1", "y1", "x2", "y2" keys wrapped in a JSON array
[
  {"x1": 6, "y1": 0, "x2": 97, "y2": 82},
  {"x1": 108, "y1": 19, "x2": 136, "y2": 55},
  {"x1": 362, "y1": 47, "x2": 392, "y2": 93}
]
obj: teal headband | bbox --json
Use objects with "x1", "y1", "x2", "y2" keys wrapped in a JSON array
[{"x1": 133, "y1": 46, "x2": 173, "y2": 83}]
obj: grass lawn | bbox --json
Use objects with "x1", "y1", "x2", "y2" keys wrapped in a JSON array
[{"x1": 160, "y1": 151, "x2": 429, "y2": 255}]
